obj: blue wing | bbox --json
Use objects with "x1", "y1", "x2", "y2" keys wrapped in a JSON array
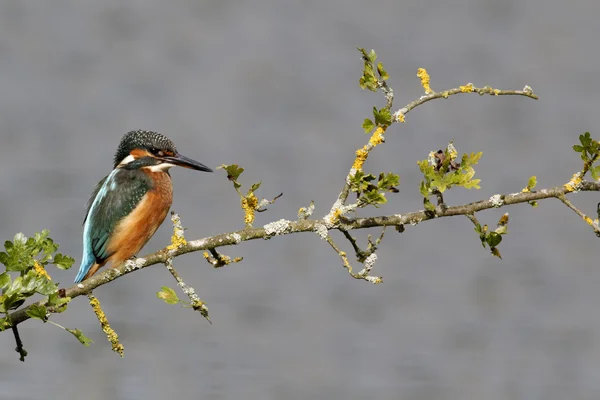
[{"x1": 75, "y1": 169, "x2": 150, "y2": 282}]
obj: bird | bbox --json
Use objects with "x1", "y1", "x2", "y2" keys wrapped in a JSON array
[{"x1": 74, "y1": 130, "x2": 212, "y2": 283}]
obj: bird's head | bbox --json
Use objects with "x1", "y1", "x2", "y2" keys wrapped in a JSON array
[{"x1": 114, "y1": 130, "x2": 213, "y2": 173}]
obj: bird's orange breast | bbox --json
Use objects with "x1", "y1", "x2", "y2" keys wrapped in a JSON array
[{"x1": 106, "y1": 171, "x2": 173, "y2": 267}]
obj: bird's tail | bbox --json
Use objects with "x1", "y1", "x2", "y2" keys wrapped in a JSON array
[{"x1": 75, "y1": 248, "x2": 102, "y2": 283}]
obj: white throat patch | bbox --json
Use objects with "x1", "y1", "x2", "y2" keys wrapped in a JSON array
[{"x1": 145, "y1": 163, "x2": 176, "y2": 172}]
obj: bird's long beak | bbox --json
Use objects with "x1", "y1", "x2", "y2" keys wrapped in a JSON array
[{"x1": 164, "y1": 153, "x2": 213, "y2": 172}]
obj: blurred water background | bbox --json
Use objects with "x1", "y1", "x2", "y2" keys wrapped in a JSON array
[{"x1": 1, "y1": 1, "x2": 599, "y2": 399}]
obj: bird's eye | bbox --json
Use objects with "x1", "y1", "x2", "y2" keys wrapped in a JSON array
[{"x1": 150, "y1": 148, "x2": 165, "y2": 157}]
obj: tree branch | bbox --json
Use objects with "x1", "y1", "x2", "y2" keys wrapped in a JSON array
[{"x1": 5, "y1": 180, "x2": 599, "y2": 329}]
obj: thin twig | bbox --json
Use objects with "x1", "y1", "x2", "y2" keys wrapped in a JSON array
[
  {"x1": 557, "y1": 194, "x2": 600, "y2": 236},
  {"x1": 164, "y1": 257, "x2": 211, "y2": 323}
]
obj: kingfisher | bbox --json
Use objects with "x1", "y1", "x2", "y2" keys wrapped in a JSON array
[{"x1": 74, "y1": 130, "x2": 212, "y2": 283}]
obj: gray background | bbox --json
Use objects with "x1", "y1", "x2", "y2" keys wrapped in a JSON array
[{"x1": 0, "y1": 1, "x2": 599, "y2": 399}]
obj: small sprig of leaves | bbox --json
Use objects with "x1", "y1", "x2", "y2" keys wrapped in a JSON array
[
  {"x1": 157, "y1": 286, "x2": 209, "y2": 318},
  {"x1": 418, "y1": 143, "x2": 482, "y2": 198},
  {"x1": 362, "y1": 106, "x2": 393, "y2": 134},
  {"x1": 349, "y1": 171, "x2": 399, "y2": 207},
  {"x1": 522, "y1": 176, "x2": 538, "y2": 207},
  {"x1": 358, "y1": 48, "x2": 388, "y2": 92},
  {"x1": 218, "y1": 164, "x2": 278, "y2": 227},
  {"x1": 472, "y1": 213, "x2": 509, "y2": 259},
  {"x1": 0, "y1": 230, "x2": 76, "y2": 360},
  {"x1": 0, "y1": 231, "x2": 74, "y2": 323},
  {"x1": 572, "y1": 132, "x2": 600, "y2": 179}
]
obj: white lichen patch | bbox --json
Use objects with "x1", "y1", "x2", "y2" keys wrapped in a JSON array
[
  {"x1": 363, "y1": 253, "x2": 378, "y2": 272},
  {"x1": 523, "y1": 85, "x2": 533, "y2": 94},
  {"x1": 263, "y1": 219, "x2": 292, "y2": 236},
  {"x1": 489, "y1": 194, "x2": 504, "y2": 207},
  {"x1": 122, "y1": 258, "x2": 146, "y2": 273},
  {"x1": 230, "y1": 233, "x2": 242, "y2": 244},
  {"x1": 364, "y1": 275, "x2": 383, "y2": 284},
  {"x1": 314, "y1": 223, "x2": 328, "y2": 240},
  {"x1": 77, "y1": 283, "x2": 84, "y2": 289},
  {"x1": 257, "y1": 199, "x2": 271, "y2": 209}
]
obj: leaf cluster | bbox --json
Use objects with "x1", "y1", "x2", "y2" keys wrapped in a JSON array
[
  {"x1": 573, "y1": 132, "x2": 600, "y2": 179},
  {"x1": 418, "y1": 148, "x2": 482, "y2": 196},
  {"x1": 0, "y1": 230, "x2": 74, "y2": 327},
  {"x1": 473, "y1": 213, "x2": 509, "y2": 259},
  {"x1": 349, "y1": 171, "x2": 399, "y2": 208},
  {"x1": 357, "y1": 48, "x2": 388, "y2": 92}
]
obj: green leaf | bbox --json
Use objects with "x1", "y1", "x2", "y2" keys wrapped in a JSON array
[
  {"x1": 360, "y1": 189, "x2": 387, "y2": 207},
  {"x1": 527, "y1": 176, "x2": 537, "y2": 190},
  {"x1": 47, "y1": 292, "x2": 70, "y2": 313},
  {"x1": 373, "y1": 107, "x2": 392, "y2": 126},
  {"x1": 218, "y1": 164, "x2": 244, "y2": 182},
  {"x1": 0, "y1": 272, "x2": 10, "y2": 291},
  {"x1": 249, "y1": 182, "x2": 262, "y2": 193},
  {"x1": 66, "y1": 328, "x2": 93, "y2": 347},
  {"x1": 53, "y1": 253, "x2": 75, "y2": 270},
  {"x1": 157, "y1": 286, "x2": 180, "y2": 305},
  {"x1": 419, "y1": 181, "x2": 430, "y2": 197},
  {"x1": 362, "y1": 118, "x2": 375, "y2": 133},
  {"x1": 423, "y1": 198, "x2": 436, "y2": 212},
  {"x1": 376, "y1": 62, "x2": 389, "y2": 81},
  {"x1": 368, "y1": 49, "x2": 377, "y2": 63},
  {"x1": 26, "y1": 304, "x2": 48, "y2": 321},
  {"x1": 1, "y1": 293, "x2": 25, "y2": 312},
  {"x1": 580, "y1": 132, "x2": 592, "y2": 147},
  {"x1": 13, "y1": 233, "x2": 27, "y2": 246},
  {"x1": 573, "y1": 145, "x2": 584, "y2": 153},
  {"x1": 487, "y1": 232, "x2": 503, "y2": 247},
  {"x1": 591, "y1": 165, "x2": 600, "y2": 181},
  {"x1": 377, "y1": 172, "x2": 400, "y2": 192}
]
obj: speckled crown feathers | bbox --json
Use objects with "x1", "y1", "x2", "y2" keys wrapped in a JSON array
[{"x1": 114, "y1": 130, "x2": 177, "y2": 167}]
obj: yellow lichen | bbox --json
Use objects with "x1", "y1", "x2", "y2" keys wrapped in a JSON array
[
  {"x1": 521, "y1": 187, "x2": 530, "y2": 193},
  {"x1": 89, "y1": 294, "x2": 124, "y2": 357},
  {"x1": 167, "y1": 231, "x2": 187, "y2": 251},
  {"x1": 442, "y1": 91, "x2": 449, "y2": 99},
  {"x1": 352, "y1": 147, "x2": 369, "y2": 171},
  {"x1": 34, "y1": 260, "x2": 51, "y2": 280},
  {"x1": 564, "y1": 172, "x2": 582, "y2": 192},
  {"x1": 241, "y1": 192, "x2": 258, "y2": 225},
  {"x1": 493, "y1": 89, "x2": 500, "y2": 96},
  {"x1": 416, "y1": 68, "x2": 433, "y2": 94},
  {"x1": 328, "y1": 208, "x2": 344, "y2": 225},
  {"x1": 460, "y1": 83, "x2": 474, "y2": 93},
  {"x1": 369, "y1": 127, "x2": 385, "y2": 146},
  {"x1": 396, "y1": 113, "x2": 405, "y2": 122},
  {"x1": 585, "y1": 216, "x2": 594, "y2": 226}
]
